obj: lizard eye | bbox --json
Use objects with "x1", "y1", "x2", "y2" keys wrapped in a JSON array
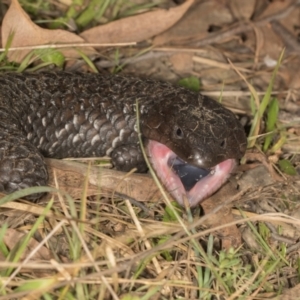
[{"x1": 174, "y1": 127, "x2": 184, "y2": 139}]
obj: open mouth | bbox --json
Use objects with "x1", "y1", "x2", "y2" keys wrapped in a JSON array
[{"x1": 147, "y1": 140, "x2": 237, "y2": 207}]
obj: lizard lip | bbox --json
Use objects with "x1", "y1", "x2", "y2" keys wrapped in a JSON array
[{"x1": 147, "y1": 140, "x2": 237, "y2": 207}]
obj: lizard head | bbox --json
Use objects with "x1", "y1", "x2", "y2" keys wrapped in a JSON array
[{"x1": 140, "y1": 93, "x2": 247, "y2": 207}]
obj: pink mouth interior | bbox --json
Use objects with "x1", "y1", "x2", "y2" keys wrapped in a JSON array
[{"x1": 147, "y1": 140, "x2": 237, "y2": 207}]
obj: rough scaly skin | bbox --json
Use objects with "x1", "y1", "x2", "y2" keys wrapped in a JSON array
[{"x1": 0, "y1": 72, "x2": 247, "y2": 202}]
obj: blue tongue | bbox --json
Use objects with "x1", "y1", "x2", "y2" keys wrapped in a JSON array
[{"x1": 171, "y1": 159, "x2": 210, "y2": 191}]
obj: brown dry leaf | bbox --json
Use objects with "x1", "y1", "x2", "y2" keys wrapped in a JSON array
[
  {"x1": 228, "y1": 0, "x2": 256, "y2": 21},
  {"x1": 256, "y1": 26, "x2": 284, "y2": 60},
  {"x1": 1, "y1": 0, "x2": 95, "y2": 63},
  {"x1": 256, "y1": 0, "x2": 295, "y2": 21},
  {"x1": 2, "y1": 228, "x2": 69, "y2": 276},
  {"x1": 201, "y1": 181, "x2": 243, "y2": 250},
  {"x1": 169, "y1": 53, "x2": 194, "y2": 73},
  {"x1": 4, "y1": 228, "x2": 53, "y2": 261},
  {"x1": 237, "y1": 164, "x2": 275, "y2": 191},
  {"x1": 277, "y1": 56, "x2": 300, "y2": 90},
  {"x1": 80, "y1": 0, "x2": 194, "y2": 43},
  {"x1": 276, "y1": 1, "x2": 300, "y2": 39},
  {"x1": 243, "y1": 151, "x2": 283, "y2": 182},
  {"x1": 153, "y1": 0, "x2": 233, "y2": 46},
  {"x1": 288, "y1": 61, "x2": 300, "y2": 90},
  {"x1": 269, "y1": 283, "x2": 300, "y2": 300}
]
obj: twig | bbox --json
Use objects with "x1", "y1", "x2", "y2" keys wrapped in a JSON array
[{"x1": 0, "y1": 42, "x2": 136, "y2": 52}]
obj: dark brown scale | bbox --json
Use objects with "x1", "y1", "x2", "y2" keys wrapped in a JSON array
[{"x1": 0, "y1": 72, "x2": 247, "y2": 199}]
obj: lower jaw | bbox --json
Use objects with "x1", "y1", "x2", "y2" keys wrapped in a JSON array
[
  {"x1": 178, "y1": 159, "x2": 237, "y2": 207},
  {"x1": 146, "y1": 140, "x2": 237, "y2": 207}
]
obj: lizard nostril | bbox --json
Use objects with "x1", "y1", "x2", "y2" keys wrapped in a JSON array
[{"x1": 220, "y1": 139, "x2": 226, "y2": 148}]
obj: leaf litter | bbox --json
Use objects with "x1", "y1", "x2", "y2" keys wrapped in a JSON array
[{"x1": 0, "y1": 0, "x2": 300, "y2": 298}]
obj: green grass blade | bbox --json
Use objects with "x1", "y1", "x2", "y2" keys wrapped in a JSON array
[
  {"x1": 0, "y1": 223, "x2": 9, "y2": 257},
  {"x1": 76, "y1": 49, "x2": 98, "y2": 73},
  {"x1": 248, "y1": 49, "x2": 285, "y2": 148},
  {"x1": 178, "y1": 76, "x2": 200, "y2": 92},
  {"x1": 15, "y1": 277, "x2": 57, "y2": 292},
  {"x1": 4, "y1": 199, "x2": 54, "y2": 276},
  {"x1": 0, "y1": 32, "x2": 14, "y2": 63},
  {"x1": 0, "y1": 186, "x2": 60, "y2": 206},
  {"x1": 34, "y1": 48, "x2": 65, "y2": 67},
  {"x1": 263, "y1": 98, "x2": 279, "y2": 152},
  {"x1": 278, "y1": 159, "x2": 297, "y2": 176}
]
